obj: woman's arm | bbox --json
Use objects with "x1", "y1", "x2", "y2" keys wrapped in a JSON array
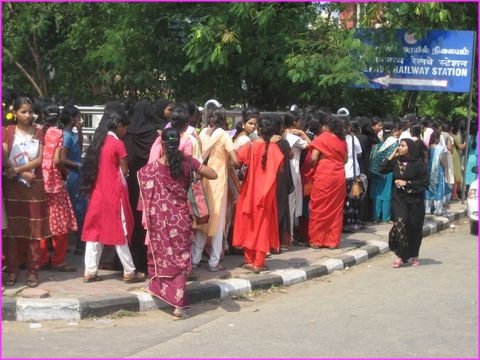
[
  {"x1": 119, "y1": 158, "x2": 129, "y2": 177},
  {"x1": 54, "y1": 147, "x2": 69, "y2": 178},
  {"x1": 309, "y1": 149, "x2": 320, "y2": 168},
  {"x1": 14, "y1": 144, "x2": 43, "y2": 174},
  {"x1": 229, "y1": 149, "x2": 240, "y2": 168},
  {"x1": 379, "y1": 147, "x2": 399, "y2": 174},
  {"x1": 198, "y1": 164, "x2": 217, "y2": 180},
  {"x1": 60, "y1": 146, "x2": 82, "y2": 170}
]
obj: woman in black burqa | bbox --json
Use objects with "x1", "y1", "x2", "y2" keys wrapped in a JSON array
[
  {"x1": 123, "y1": 100, "x2": 166, "y2": 272},
  {"x1": 380, "y1": 138, "x2": 429, "y2": 268}
]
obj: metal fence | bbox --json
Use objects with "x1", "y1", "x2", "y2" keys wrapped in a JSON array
[{"x1": 76, "y1": 106, "x2": 285, "y2": 151}]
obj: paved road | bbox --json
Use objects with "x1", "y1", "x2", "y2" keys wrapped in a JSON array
[{"x1": 2, "y1": 220, "x2": 477, "y2": 358}]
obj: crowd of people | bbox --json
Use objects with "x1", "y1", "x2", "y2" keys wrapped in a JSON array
[{"x1": 2, "y1": 89, "x2": 478, "y2": 318}]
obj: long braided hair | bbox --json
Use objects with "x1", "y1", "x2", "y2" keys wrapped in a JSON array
[
  {"x1": 257, "y1": 115, "x2": 276, "y2": 170},
  {"x1": 162, "y1": 127, "x2": 184, "y2": 179}
]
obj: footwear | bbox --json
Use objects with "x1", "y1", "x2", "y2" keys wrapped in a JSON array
[
  {"x1": 208, "y1": 264, "x2": 226, "y2": 272},
  {"x1": 51, "y1": 263, "x2": 77, "y2": 272},
  {"x1": 342, "y1": 227, "x2": 354, "y2": 234},
  {"x1": 123, "y1": 271, "x2": 146, "y2": 283},
  {"x1": 392, "y1": 257, "x2": 403, "y2": 268},
  {"x1": 191, "y1": 263, "x2": 199, "y2": 269},
  {"x1": 4, "y1": 273, "x2": 17, "y2": 286},
  {"x1": 309, "y1": 243, "x2": 322, "y2": 249},
  {"x1": 253, "y1": 265, "x2": 268, "y2": 273},
  {"x1": 83, "y1": 274, "x2": 102, "y2": 283},
  {"x1": 186, "y1": 271, "x2": 199, "y2": 281},
  {"x1": 411, "y1": 258, "x2": 420, "y2": 267},
  {"x1": 173, "y1": 307, "x2": 187, "y2": 319},
  {"x1": 26, "y1": 274, "x2": 39, "y2": 288},
  {"x1": 241, "y1": 263, "x2": 254, "y2": 271}
]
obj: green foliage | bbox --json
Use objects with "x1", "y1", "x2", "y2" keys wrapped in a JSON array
[{"x1": 2, "y1": 1, "x2": 477, "y2": 118}]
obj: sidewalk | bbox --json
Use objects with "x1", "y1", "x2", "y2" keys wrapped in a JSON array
[{"x1": 2, "y1": 203, "x2": 467, "y2": 321}]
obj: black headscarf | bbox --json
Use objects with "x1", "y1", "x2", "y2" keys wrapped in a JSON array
[
  {"x1": 128, "y1": 101, "x2": 163, "y2": 135},
  {"x1": 154, "y1": 98, "x2": 172, "y2": 128},
  {"x1": 399, "y1": 138, "x2": 418, "y2": 162}
]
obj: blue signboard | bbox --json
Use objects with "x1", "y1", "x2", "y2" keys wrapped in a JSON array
[{"x1": 357, "y1": 29, "x2": 475, "y2": 93}]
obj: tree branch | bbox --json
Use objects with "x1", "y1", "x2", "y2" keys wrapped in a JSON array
[{"x1": 3, "y1": 47, "x2": 45, "y2": 97}]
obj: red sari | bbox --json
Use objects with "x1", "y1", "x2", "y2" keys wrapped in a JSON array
[
  {"x1": 308, "y1": 132, "x2": 347, "y2": 248},
  {"x1": 138, "y1": 158, "x2": 200, "y2": 308},
  {"x1": 232, "y1": 141, "x2": 284, "y2": 265}
]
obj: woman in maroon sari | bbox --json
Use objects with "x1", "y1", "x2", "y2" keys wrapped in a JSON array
[
  {"x1": 308, "y1": 115, "x2": 347, "y2": 249},
  {"x1": 137, "y1": 127, "x2": 217, "y2": 318}
]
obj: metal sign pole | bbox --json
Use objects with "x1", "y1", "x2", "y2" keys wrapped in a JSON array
[{"x1": 461, "y1": 31, "x2": 477, "y2": 204}]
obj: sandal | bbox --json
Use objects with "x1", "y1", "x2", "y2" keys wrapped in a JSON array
[
  {"x1": 4, "y1": 273, "x2": 17, "y2": 286},
  {"x1": 392, "y1": 257, "x2": 403, "y2": 268},
  {"x1": 51, "y1": 263, "x2": 77, "y2": 272},
  {"x1": 241, "y1": 263, "x2": 254, "y2": 271},
  {"x1": 83, "y1": 274, "x2": 102, "y2": 283},
  {"x1": 253, "y1": 265, "x2": 269, "y2": 273},
  {"x1": 26, "y1": 274, "x2": 39, "y2": 288},
  {"x1": 173, "y1": 307, "x2": 187, "y2": 319},
  {"x1": 123, "y1": 271, "x2": 146, "y2": 283},
  {"x1": 411, "y1": 258, "x2": 420, "y2": 267},
  {"x1": 186, "y1": 271, "x2": 199, "y2": 281}
]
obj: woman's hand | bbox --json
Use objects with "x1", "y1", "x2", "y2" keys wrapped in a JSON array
[
  {"x1": 388, "y1": 147, "x2": 399, "y2": 160},
  {"x1": 19, "y1": 171, "x2": 36, "y2": 184},
  {"x1": 3, "y1": 166, "x2": 16, "y2": 179},
  {"x1": 395, "y1": 179, "x2": 407, "y2": 187},
  {"x1": 270, "y1": 135, "x2": 282, "y2": 143}
]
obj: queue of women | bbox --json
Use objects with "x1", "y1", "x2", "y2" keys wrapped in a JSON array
[{"x1": 2, "y1": 92, "x2": 477, "y2": 318}]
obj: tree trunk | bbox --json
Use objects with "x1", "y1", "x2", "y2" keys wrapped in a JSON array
[
  {"x1": 401, "y1": 91, "x2": 418, "y2": 115},
  {"x1": 2, "y1": 47, "x2": 45, "y2": 98}
]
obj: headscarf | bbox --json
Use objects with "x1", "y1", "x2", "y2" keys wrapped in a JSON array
[
  {"x1": 128, "y1": 101, "x2": 163, "y2": 135},
  {"x1": 399, "y1": 138, "x2": 418, "y2": 162},
  {"x1": 154, "y1": 98, "x2": 172, "y2": 129},
  {"x1": 123, "y1": 101, "x2": 161, "y2": 165}
]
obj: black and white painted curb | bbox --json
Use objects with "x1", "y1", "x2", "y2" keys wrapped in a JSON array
[{"x1": 2, "y1": 208, "x2": 467, "y2": 321}]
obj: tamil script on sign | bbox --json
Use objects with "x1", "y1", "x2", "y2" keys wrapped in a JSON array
[{"x1": 357, "y1": 29, "x2": 475, "y2": 93}]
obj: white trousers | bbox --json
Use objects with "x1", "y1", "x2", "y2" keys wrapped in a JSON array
[
  {"x1": 84, "y1": 197, "x2": 136, "y2": 276},
  {"x1": 192, "y1": 200, "x2": 227, "y2": 268},
  {"x1": 84, "y1": 242, "x2": 136, "y2": 276}
]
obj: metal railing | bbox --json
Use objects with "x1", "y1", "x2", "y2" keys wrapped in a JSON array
[{"x1": 75, "y1": 106, "x2": 286, "y2": 152}]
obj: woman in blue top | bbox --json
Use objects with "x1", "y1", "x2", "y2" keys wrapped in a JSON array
[{"x1": 60, "y1": 105, "x2": 87, "y2": 255}]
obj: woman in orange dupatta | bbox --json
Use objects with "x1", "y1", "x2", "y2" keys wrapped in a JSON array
[
  {"x1": 308, "y1": 115, "x2": 347, "y2": 249},
  {"x1": 232, "y1": 116, "x2": 284, "y2": 272}
]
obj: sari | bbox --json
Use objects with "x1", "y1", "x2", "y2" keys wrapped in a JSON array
[
  {"x1": 308, "y1": 132, "x2": 347, "y2": 248},
  {"x1": 425, "y1": 144, "x2": 448, "y2": 215},
  {"x1": 138, "y1": 158, "x2": 199, "y2": 308},
  {"x1": 232, "y1": 141, "x2": 284, "y2": 256}
]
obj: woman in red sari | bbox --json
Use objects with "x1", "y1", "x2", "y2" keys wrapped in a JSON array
[
  {"x1": 232, "y1": 116, "x2": 284, "y2": 272},
  {"x1": 138, "y1": 127, "x2": 216, "y2": 318},
  {"x1": 308, "y1": 115, "x2": 347, "y2": 249}
]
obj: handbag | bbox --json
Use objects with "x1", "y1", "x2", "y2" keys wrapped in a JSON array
[
  {"x1": 188, "y1": 161, "x2": 211, "y2": 225},
  {"x1": 237, "y1": 142, "x2": 252, "y2": 181},
  {"x1": 348, "y1": 135, "x2": 366, "y2": 200}
]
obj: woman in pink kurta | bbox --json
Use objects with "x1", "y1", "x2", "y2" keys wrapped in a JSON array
[{"x1": 308, "y1": 115, "x2": 347, "y2": 249}]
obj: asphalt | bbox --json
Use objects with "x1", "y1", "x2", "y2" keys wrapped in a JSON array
[{"x1": 2, "y1": 203, "x2": 468, "y2": 321}]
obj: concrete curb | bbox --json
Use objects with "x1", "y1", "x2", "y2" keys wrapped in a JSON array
[{"x1": 2, "y1": 208, "x2": 467, "y2": 321}]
